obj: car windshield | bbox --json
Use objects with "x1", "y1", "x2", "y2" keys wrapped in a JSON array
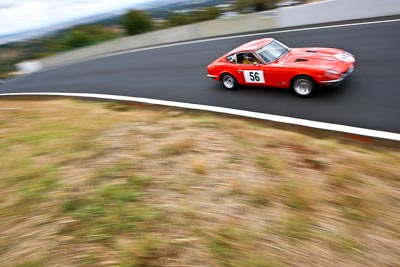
[{"x1": 256, "y1": 40, "x2": 290, "y2": 63}]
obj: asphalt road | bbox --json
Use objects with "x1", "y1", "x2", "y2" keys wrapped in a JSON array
[{"x1": 1, "y1": 18, "x2": 400, "y2": 133}]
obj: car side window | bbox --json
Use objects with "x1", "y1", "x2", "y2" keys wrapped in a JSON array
[
  {"x1": 226, "y1": 54, "x2": 236, "y2": 64},
  {"x1": 237, "y1": 52, "x2": 261, "y2": 65}
]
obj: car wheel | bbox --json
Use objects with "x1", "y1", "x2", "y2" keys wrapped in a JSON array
[
  {"x1": 292, "y1": 76, "x2": 315, "y2": 97},
  {"x1": 221, "y1": 73, "x2": 237, "y2": 90}
]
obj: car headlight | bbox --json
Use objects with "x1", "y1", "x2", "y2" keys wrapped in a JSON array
[
  {"x1": 325, "y1": 69, "x2": 342, "y2": 77},
  {"x1": 334, "y1": 53, "x2": 355, "y2": 62}
]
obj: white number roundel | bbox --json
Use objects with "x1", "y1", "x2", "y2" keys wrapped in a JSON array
[{"x1": 243, "y1": 70, "x2": 265, "y2": 83}]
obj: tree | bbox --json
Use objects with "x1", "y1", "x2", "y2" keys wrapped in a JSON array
[
  {"x1": 194, "y1": 7, "x2": 221, "y2": 22},
  {"x1": 166, "y1": 13, "x2": 194, "y2": 28},
  {"x1": 263, "y1": 0, "x2": 280, "y2": 10},
  {"x1": 121, "y1": 10, "x2": 153, "y2": 35},
  {"x1": 62, "y1": 25, "x2": 113, "y2": 48},
  {"x1": 233, "y1": 0, "x2": 251, "y2": 13},
  {"x1": 233, "y1": 0, "x2": 279, "y2": 13},
  {"x1": 49, "y1": 25, "x2": 118, "y2": 51}
]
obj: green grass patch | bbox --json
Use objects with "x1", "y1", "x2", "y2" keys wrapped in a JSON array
[
  {"x1": 256, "y1": 155, "x2": 286, "y2": 173},
  {"x1": 209, "y1": 223, "x2": 254, "y2": 266},
  {"x1": 328, "y1": 170, "x2": 363, "y2": 188},
  {"x1": 195, "y1": 116, "x2": 221, "y2": 128},
  {"x1": 329, "y1": 235, "x2": 362, "y2": 253},
  {"x1": 248, "y1": 183, "x2": 273, "y2": 206},
  {"x1": 61, "y1": 168, "x2": 157, "y2": 244},
  {"x1": 339, "y1": 192, "x2": 371, "y2": 221},
  {"x1": 278, "y1": 181, "x2": 315, "y2": 211},
  {"x1": 276, "y1": 215, "x2": 315, "y2": 239},
  {"x1": 16, "y1": 260, "x2": 44, "y2": 267}
]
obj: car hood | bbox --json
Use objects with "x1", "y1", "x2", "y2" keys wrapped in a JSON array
[{"x1": 278, "y1": 47, "x2": 354, "y2": 71}]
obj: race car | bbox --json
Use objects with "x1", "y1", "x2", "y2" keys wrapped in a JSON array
[{"x1": 206, "y1": 38, "x2": 355, "y2": 96}]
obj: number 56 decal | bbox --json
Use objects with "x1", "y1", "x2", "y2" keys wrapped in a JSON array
[{"x1": 243, "y1": 70, "x2": 265, "y2": 84}]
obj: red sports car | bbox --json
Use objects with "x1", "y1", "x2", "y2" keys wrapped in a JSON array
[{"x1": 206, "y1": 38, "x2": 355, "y2": 96}]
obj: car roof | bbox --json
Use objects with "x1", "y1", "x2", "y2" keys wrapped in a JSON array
[{"x1": 228, "y1": 38, "x2": 274, "y2": 54}]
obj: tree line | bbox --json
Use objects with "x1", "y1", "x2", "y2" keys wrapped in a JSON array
[{"x1": 51, "y1": 0, "x2": 281, "y2": 50}]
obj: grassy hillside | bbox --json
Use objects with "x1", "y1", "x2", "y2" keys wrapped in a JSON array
[{"x1": 0, "y1": 97, "x2": 399, "y2": 267}]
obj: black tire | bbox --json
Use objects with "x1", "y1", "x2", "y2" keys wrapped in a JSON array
[
  {"x1": 291, "y1": 75, "x2": 316, "y2": 97},
  {"x1": 221, "y1": 73, "x2": 238, "y2": 90}
]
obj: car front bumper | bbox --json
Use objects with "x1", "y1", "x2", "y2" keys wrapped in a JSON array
[{"x1": 320, "y1": 65, "x2": 354, "y2": 87}]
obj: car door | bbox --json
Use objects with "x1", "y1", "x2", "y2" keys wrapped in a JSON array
[
  {"x1": 234, "y1": 52, "x2": 268, "y2": 86},
  {"x1": 240, "y1": 66, "x2": 266, "y2": 85}
]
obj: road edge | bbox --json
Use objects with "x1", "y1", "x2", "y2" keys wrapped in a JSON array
[{"x1": 1, "y1": 92, "x2": 399, "y2": 142}]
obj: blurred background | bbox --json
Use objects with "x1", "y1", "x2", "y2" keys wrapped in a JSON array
[{"x1": 0, "y1": 0, "x2": 308, "y2": 79}]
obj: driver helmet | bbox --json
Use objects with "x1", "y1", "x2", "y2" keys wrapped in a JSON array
[{"x1": 244, "y1": 54, "x2": 253, "y2": 61}]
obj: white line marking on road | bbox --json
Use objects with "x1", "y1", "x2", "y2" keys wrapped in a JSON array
[
  {"x1": 1, "y1": 92, "x2": 399, "y2": 141},
  {"x1": 40, "y1": 17, "x2": 400, "y2": 71}
]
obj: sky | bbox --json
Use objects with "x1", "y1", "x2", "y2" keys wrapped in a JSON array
[{"x1": 0, "y1": 0, "x2": 153, "y2": 38}]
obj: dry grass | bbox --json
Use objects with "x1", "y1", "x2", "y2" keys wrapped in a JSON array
[
  {"x1": 248, "y1": 182, "x2": 273, "y2": 206},
  {"x1": 192, "y1": 160, "x2": 207, "y2": 174},
  {"x1": 256, "y1": 155, "x2": 286, "y2": 173},
  {"x1": 0, "y1": 97, "x2": 399, "y2": 267},
  {"x1": 161, "y1": 137, "x2": 195, "y2": 156}
]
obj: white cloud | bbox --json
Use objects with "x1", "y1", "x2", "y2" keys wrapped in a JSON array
[{"x1": 0, "y1": 0, "x2": 151, "y2": 36}]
